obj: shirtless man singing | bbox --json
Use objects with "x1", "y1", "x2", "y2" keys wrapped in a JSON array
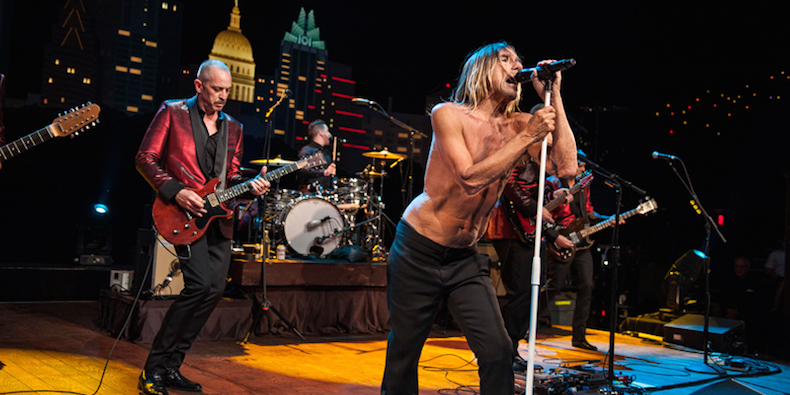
[{"x1": 380, "y1": 42, "x2": 577, "y2": 395}]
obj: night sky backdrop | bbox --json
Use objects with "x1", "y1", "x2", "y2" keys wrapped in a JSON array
[{"x1": 1, "y1": 0, "x2": 788, "y2": 310}]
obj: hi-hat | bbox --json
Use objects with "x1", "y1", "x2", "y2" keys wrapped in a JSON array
[
  {"x1": 362, "y1": 148, "x2": 406, "y2": 160},
  {"x1": 250, "y1": 156, "x2": 295, "y2": 166}
]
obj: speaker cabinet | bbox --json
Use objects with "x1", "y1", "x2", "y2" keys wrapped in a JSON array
[
  {"x1": 151, "y1": 234, "x2": 184, "y2": 297},
  {"x1": 134, "y1": 229, "x2": 184, "y2": 297},
  {"x1": 663, "y1": 314, "x2": 745, "y2": 355}
]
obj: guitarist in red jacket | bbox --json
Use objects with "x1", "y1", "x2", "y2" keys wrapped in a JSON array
[
  {"x1": 485, "y1": 158, "x2": 574, "y2": 371},
  {"x1": 135, "y1": 60, "x2": 270, "y2": 395},
  {"x1": 546, "y1": 157, "x2": 621, "y2": 351}
]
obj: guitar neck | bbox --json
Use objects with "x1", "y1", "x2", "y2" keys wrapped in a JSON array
[
  {"x1": 214, "y1": 160, "x2": 303, "y2": 203},
  {"x1": 579, "y1": 206, "x2": 641, "y2": 238},
  {"x1": 544, "y1": 181, "x2": 584, "y2": 212},
  {"x1": 0, "y1": 126, "x2": 55, "y2": 163}
]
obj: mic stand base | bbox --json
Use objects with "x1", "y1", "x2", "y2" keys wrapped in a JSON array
[{"x1": 243, "y1": 257, "x2": 305, "y2": 343}]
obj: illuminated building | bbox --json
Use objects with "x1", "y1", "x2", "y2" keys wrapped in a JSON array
[
  {"x1": 209, "y1": 0, "x2": 255, "y2": 103},
  {"x1": 41, "y1": 0, "x2": 183, "y2": 114}
]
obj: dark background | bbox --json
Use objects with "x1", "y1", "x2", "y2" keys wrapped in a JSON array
[{"x1": 1, "y1": 1, "x2": 788, "y2": 315}]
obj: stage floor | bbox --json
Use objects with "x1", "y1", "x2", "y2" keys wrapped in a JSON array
[{"x1": 0, "y1": 301, "x2": 788, "y2": 395}]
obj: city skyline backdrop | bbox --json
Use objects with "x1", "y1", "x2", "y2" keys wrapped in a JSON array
[{"x1": 0, "y1": 0, "x2": 788, "y2": 311}]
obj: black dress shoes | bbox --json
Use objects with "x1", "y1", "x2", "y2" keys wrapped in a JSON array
[
  {"x1": 138, "y1": 371, "x2": 168, "y2": 395},
  {"x1": 164, "y1": 367, "x2": 203, "y2": 392},
  {"x1": 571, "y1": 339, "x2": 598, "y2": 351}
]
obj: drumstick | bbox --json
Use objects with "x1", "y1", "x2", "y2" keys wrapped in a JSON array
[{"x1": 332, "y1": 136, "x2": 338, "y2": 162}]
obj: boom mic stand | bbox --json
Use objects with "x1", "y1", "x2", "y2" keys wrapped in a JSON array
[
  {"x1": 660, "y1": 155, "x2": 726, "y2": 374},
  {"x1": 244, "y1": 90, "x2": 304, "y2": 343},
  {"x1": 354, "y1": 99, "x2": 429, "y2": 205},
  {"x1": 578, "y1": 155, "x2": 647, "y2": 391}
]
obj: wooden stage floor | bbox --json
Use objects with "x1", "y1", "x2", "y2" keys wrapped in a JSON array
[{"x1": 1, "y1": 301, "x2": 788, "y2": 395}]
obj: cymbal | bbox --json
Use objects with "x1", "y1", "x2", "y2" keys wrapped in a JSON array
[
  {"x1": 250, "y1": 156, "x2": 295, "y2": 166},
  {"x1": 357, "y1": 171, "x2": 387, "y2": 177},
  {"x1": 239, "y1": 166, "x2": 258, "y2": 174},
  {"x1": 362, "y1": 149, "x2": 406, "y2": 160}
]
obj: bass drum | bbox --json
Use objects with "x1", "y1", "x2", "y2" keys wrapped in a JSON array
[{"x1": 280, "y1": 196, "x2": 346, "y2": 257}]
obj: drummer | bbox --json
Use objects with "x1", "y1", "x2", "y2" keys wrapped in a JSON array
[{"x1": 296, "y1": 119, "x2": 337, "y2": 195}]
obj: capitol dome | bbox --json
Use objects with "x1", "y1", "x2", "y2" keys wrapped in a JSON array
[
  {"x1": 211, "y1": 28, "x2": 254, "y2": 62},
  {"x1": 208, "y1": 1, "x2": 255, "y2": 103}
]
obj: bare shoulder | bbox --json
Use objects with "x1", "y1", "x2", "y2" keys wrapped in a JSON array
[
  {"x1": 430, "y1": 102, "x2": 466, "y2": 134},
  {"x1": 431, "y1": 102, "x2": 464, "y2": 118}
]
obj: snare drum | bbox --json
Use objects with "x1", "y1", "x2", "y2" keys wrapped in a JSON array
[
  {"x1": 332, "y1": 178, "x2": 368, "y2": 210},
  {"x1": 280, "y1": 196, "x2": 346, "y2": 257}
]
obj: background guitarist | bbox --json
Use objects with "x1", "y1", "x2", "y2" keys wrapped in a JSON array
[
  {"x1": 545, "y1": 154, "x2": 622, "y2": 351},
  {"x1": 485, "y1": 157, "x2": 574, "y2": 371},
  {"x1": 135, "y1": 60, "x2": 270, "y2": 395}
]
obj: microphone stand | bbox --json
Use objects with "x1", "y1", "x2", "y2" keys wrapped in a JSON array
[
  {"x1": 577, "y1": 155, "x2": 647, "y2": 391},
  {"x1": 357, "y1": 100, "x2": 429, "y2": 204},
  {"x1": 661, "y1": 157, "x2": 726, "y2": 375},
  {"x1": 525, "y1": 76, "x2": 553, "y2": 395},
  {"x1": 244, "y1": 91, "x2": 304, "y2": 343}
]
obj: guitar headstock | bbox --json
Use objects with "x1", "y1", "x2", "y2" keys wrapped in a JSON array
[
  {"x1": 297, "y1": 151, "x2": 328, "y2": 169},
  {"x1": 576, "y1": 170, "x2": 594, "y2": 189},
  {"x1": 636, "y1": 198, "x2": 658, "y2": 215},
  {"x1": 50, "y1": 102, "x2": 101, "y2": 138}
]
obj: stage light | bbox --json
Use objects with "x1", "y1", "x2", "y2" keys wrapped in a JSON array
[{"x1": 94, "y1": 203, "x2": 108, "y2": 214}]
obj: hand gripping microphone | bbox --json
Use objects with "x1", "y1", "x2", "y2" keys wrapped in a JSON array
[{"x1": 514, "y1": 58, "x2": 576, "y2": 83}]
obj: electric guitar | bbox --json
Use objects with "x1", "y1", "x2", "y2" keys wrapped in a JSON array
[
  {"x1": 547, "y1": 198, "x2": 658, "y2": 262},
  {"x1": 0, "y1": 103, "x2": 101, "y2": 164},
  {"x1": 153, "y1": 152, "x2": 327, "y2": 245},
  {"x1": 501, "y1": 170, "x2": 594, "y2": 243}
]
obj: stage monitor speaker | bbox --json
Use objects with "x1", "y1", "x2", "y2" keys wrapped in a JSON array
[{"x1": 663, "y1": 314, "x2": 745, "y2": 355}]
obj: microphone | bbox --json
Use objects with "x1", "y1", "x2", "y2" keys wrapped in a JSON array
[
  {"x1": 514, "y1": 58, "x2": 577, "y2": 83},
  {"x1": 283, "y1": 89, "x2": 293, "y2": 97},
  {"x1": 306, "y1": 215, "x2": 332, "y2": 228},
  {"x1": 352, "y1": 97, "x2": 378, "y2": 107},
  {"x1": 651, "y1": 151, "x2": 678, "y2": 161}
]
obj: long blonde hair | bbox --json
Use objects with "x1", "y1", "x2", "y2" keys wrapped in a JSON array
[{"x1": 450, "y1": 42, "x2": 521, "y2": 116}]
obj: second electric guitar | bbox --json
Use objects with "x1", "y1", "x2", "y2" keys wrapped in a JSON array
[
  {"x1": 153, "y1": 152, "x2": 326, "y2": 245},
  {"x1": 547, "y1": 198, "x2": 658, "y2": 262}
]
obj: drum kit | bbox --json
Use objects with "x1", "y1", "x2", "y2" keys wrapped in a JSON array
[{"x1": 236, "y1": 149, "x2": 406, "y2": 261}]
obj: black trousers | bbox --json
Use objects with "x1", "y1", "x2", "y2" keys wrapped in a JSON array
[
  {"x1": 144, "y1": 223, "x2": 231, "y2": 373},
  {"x1": 381, "y1": 221, "x2": 513, "y2": 395},
  {"x1": 546, "y1": 248, "x2": 594, "y2": 340},
  {"x1": 491, "y1": 238, "x2": 550, "y2": 355}
]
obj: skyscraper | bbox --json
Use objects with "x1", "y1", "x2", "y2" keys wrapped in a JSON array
[{"x1": 40, "y1": 0, "x2": 100, "y2": 108}]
